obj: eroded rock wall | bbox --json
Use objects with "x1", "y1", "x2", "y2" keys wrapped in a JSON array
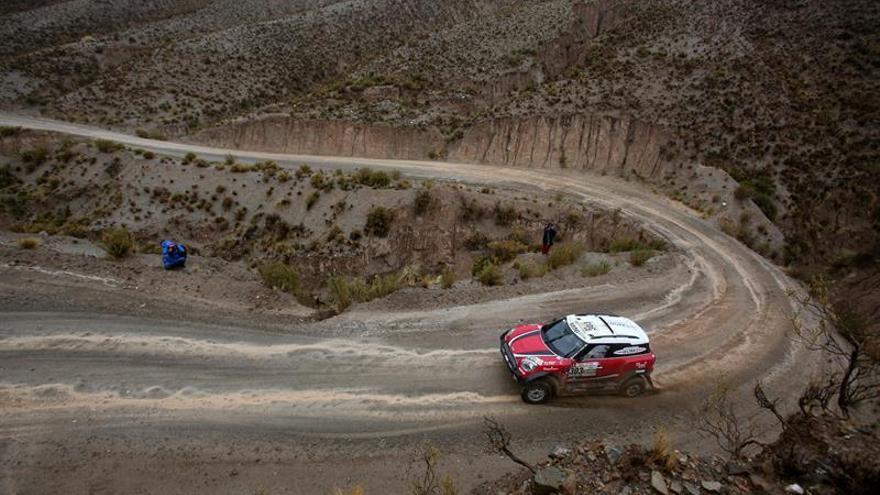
[
  {"x1": 195, "y1": 115, "x2": 445, "y2": 160},
  {"x1": 450, "y1": 115, "x2": 670, "y2": 179}
]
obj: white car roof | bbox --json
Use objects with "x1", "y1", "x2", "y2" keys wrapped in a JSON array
[{"x1": 565, "y1": 314, "x2": 649, "y2": 345}]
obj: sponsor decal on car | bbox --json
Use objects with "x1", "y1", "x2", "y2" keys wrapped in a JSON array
[
  {"x1": 568, "y1": 319, "x2": 596, "y2": 341},
  {"x1": 613, "y1": 346, "x2": 647, "y2": 356}
]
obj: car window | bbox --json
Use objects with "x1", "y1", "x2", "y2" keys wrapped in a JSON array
[
  {"x1": 541, "y1": 319, "x2": 585, "y2": 358},
  {"x1": 582, "y1": 344, "x2": 610, "y2": 359}
]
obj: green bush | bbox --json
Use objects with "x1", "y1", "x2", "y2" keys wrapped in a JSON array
[
  {"x1": 20, "y1": 146, "x2": 48, "y2": 165},
  {"x1": 463, "y1": 232, "x2": 490, "y2": 251},
  {"x1": 101, "y1": 228, "x2": 133, "y2": 258},
  {"x1": 327, "y1": 273, "x2": 400, "y2": 312},
  {"x1": 413, "y1": 189, "x2": 435, "y2": 215},
  {"x1": 493, "y1": 203, "x2": 518, "y2": 226},
  {"x1": 608, "y1": 237, "x2": 668, "y2": 253},
  {"x1": 94, "y1": 139, "x2": 123, "y2": 153},
  {"x1": 477, "y1": 263, "x2": 503, "y2": 286},
  {"x1": 0, "y1": 165, "x2": 19, "y2": 189},
  {"x1": 306, "y1": 191, "x2": 320, "y2": 210},
  {"x1": 259, "y1": 263, "x2": 300, "y2": 294},
  {"x1": 472, "y1": 254, "x2": 498, "y2": 276},
  {"x1": 311, "y1": 171, "x2": 333, "y2": 191},
  {"x1": 440, "y1": 269, "x2": 456, "y2": 289},
  {"x1": 458, "y1": 197, "x2": 485, "y2": 222},
  {"x1": 517, "y1": 261, "x2": 548, "y2": 280},
  {"x1": 365, "y1": 207, "x2": 395, "y2": 237},
  {"x1": 581, "y1": 260, "x2": 611, "y2": 277},
  {"x1": 488, "y1": 239, "x2": 527, "y2": 262},
  {"x1": 547, "y1": 242, "x2": 585, "y2": 270},
  {"x1": 183, "y1": 152, "x2": 197, "y2": 164},
  {"x1": 354, "y1": 168, "x2": 391, "y2": 188},
  {"x1": 630, "y1": 250, "x2": 654, "y2": 267},
  {"x1": 0, "y1": 126, "x2": 21, "y2": 137}
]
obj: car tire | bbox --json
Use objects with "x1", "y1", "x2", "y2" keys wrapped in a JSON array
[
  {"x1": 620, "y1": 377, "x2": 647, "y2": 398},
  {"x1": 521, "y1": 380, "x2": 552, "y2": 404}
]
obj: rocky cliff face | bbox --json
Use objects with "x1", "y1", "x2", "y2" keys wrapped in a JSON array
[
  {"x1": 450, "y1": 115, "x2": 670, "y2": 179},
  {"x1": 194, "y1": 115, "x2": 445, "y2": 161},
  {"x1": 196, "y1": 113, "x2": 672, "y2": 180}
]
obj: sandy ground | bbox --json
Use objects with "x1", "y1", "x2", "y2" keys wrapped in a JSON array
[{"x1": 0, "y1": 114, "x2": 817, "y2": 494}]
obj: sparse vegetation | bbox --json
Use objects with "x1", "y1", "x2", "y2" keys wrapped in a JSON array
[
  {"x1": 629, "y1": 249, "x2": 654, "y2": 266},
  {"x1": 101, "y1": 227, "x2": 133, "y2": 258},
  {"x1": 93, "y1": 139, "x2": 123, "y2": 153},
  {"x1": 547, "y1": 242, "x2": 584, "y2": 270},
  {"x1": 439, "y1": 268, "x2": 456, "y2": 289},
  {"x1": 365, "y1": 206, "x2": 395, "y2": 237},
  {"x1": 581, "y1": 260, "x2": 611, "y2": 277},
  {"x1": 18, "y1": 237, "x2": 41, "y2": 249},
  {"x1": 516, "y1": 261, "x2": 547, "y2": 280},
  {"x1": 476, "y1": 262, "x2": 502, "y2": 286},
  {"x1": 259, "y1": 262, "x2": 300, "y2": 295},
  {"x1": 487, "y1": 239, "x2": 526, "y2": 262}
]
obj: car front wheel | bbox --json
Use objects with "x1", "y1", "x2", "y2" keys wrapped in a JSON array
[{"x1": 521, "y1": 380, "x2": 552, "y2": 404}]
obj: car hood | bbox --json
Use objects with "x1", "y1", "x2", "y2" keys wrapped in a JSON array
[{"x1": 505, "y1": 324, "x2": 555, "y2": 357}]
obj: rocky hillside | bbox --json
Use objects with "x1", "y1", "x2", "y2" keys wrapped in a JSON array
[{"x1": 2, "y1": 0, "x2": 877, "y2": 271}]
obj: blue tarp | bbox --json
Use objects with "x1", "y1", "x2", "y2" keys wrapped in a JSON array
[{"x1": 161, "y1": 240, "x2": 187, "y2": 269}]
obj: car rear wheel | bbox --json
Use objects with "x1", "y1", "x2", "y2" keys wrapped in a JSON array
[
  {"x1": 521, "y1": 380, "x2": 552, "y2": 404},
  {"x1": 620, "y1": 377, "x2": 647, "y2": 398}
]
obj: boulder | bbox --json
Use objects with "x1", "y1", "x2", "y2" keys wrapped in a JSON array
[
  {"x1": 701, "y1": 480, "x2": 722, "y2": 492},
  {"x1": 651, "y1": 470, "x2": 669, "y2": 495},
  {"x1": 533, "y1": 467, "x2": 567, "y2": 495}
]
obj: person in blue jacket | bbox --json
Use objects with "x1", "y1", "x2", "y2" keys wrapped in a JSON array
[{"x1": 161, "y1": 240, "x2": 187, "y2": 269}]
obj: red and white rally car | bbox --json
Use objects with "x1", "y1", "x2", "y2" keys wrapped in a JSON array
[{"x1": 500, "y1": 314, "x2": 655, "y2": 404}]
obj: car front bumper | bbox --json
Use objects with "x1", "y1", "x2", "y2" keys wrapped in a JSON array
[{"x1": 499, "y1": 333, "x2": 523, "y2": 382}]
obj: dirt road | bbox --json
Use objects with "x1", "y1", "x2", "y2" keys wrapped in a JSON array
[{"x1": 0, "y1": 114, "x2": 811, "y2": 494}]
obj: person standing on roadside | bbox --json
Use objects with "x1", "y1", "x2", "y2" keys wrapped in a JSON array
[{"x1": 541, "y1": 223, "x2": 557, "y2": 255}]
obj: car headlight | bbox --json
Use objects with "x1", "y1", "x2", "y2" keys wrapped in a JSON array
[{"x1": 520, "y1": 357, "x2": 540, "y2": 372}]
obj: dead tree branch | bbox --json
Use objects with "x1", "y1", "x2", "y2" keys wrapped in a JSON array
[{"x1": 482, "y1": 416, "x2": 535, "y2": 473}]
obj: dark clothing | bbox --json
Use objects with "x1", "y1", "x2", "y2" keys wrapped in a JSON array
[{"x1": 542, "y1": 226, "x2": 557, "y2": 247}]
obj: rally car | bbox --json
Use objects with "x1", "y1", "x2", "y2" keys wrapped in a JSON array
[{"x1": 500, "y1": 313, "x2": 655, "y2": 404}]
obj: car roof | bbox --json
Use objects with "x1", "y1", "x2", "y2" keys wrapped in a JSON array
[{"x1": 564, "y1": 314, "x2": 649, "y2": 345}]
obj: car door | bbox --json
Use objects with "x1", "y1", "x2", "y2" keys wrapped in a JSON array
[{"x1": 564, "y1": 343, "x2": 615, "y2": 393}]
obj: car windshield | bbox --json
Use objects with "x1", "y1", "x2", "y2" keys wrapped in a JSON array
[{"x1": 541, "y1": 319, "x2": 585, "y2": 358}]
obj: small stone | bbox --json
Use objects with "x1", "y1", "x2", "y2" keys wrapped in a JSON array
[
  {"x1": 785, "y1": 484, "x2": 805, "y2": 495},
  {"x1": 701, "y1": 480, "x2": 722, "y2": 492},
  {"x1": 533, "y1": 467, "x2": 567, "y2": 495},
  {"x1": 682, "y1": 482, "x2": 700, "y2": 495},
  {"x1": 605, "y1": 446, "x2": 624, "y2": 466},
  {"x1": 619, "y1": 487, "x2": 633, "y2": 495},
  {"x1": 550, "y1": 444, "x2": 571, "y2": 459},
  {"x1": 651, "y1": 471, "x2": 669, "y2": 495},
  {"x1": 726, "y1": 462, "x2": 749, "y2": 476},
  {"x1": 670, "y1": 480, "x2": 683, "y2": 494}
]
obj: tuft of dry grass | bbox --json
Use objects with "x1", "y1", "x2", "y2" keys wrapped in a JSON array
[{"x1": 18, "y1": 237, "x2": 41, "y2": 249}]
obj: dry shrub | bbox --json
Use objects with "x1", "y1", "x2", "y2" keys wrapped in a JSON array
[
  {"x1": 477, "y1": 263, "x2": 502, "y2": 286},
  {"x1": 547, "y1": 242, "x2": 584, "y2": 270},
  {"x1": 365, "y1": 206, "x2": 395, "y2": 237},
  {"x1": 649, "y1": 428, "x2": 678, "y2": 472},
  {"x1": 630, "y1": 249, "x2": 654, "y2": 266},
  {"x1": 18, "y1": 237, "x2": 41, "y2": 249},
  {"x1": 581, "y1": 260, "x2": 611, "y2": 277},
  {"x1": 440, "y1": 268, "x2": 456, "y2": 289},
  {"x1": 488, "y1": 239, "x2": 527, "y2": 262},
  {"x1": 259, "y1": 263, "x2": 300, "y2": 295},
  {"x1": 101, "y1": 227, "x2": 133, "y2": 258},
  {"x1": 516, "y1": 261, "x2": 547, "y2": 280}
]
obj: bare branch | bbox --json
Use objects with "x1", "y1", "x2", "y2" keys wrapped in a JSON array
[{"x1": 482, "y1": 416, "x2": 535, "y2": 473}]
